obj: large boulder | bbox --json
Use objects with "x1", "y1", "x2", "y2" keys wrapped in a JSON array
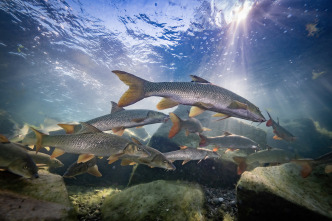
[
  {"x1": 129, "y1": 105, "x2": 266, "y2": 187},
  {"x1": 236, "y1": 163, "x2": 332, "y2": 221},
  {"x1": 0, "y1": 170, "x2": 76, "y2": 220},
  {"x1": 102, "y1": 180, "x2": 205, "y2": 221}
]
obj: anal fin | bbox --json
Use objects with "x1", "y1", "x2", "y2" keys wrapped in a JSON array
[{"x1": 156, "y1": 98, "x2": 179, "y2": 110}]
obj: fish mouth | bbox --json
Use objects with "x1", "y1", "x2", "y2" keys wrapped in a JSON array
[{"x1": 167, "y1": 163, "x2": 176, "y2": 171}]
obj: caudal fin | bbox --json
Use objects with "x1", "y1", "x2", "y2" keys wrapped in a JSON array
[
  {"x1": 233, "y1": 156, "x2": 247, "y2": 175},
  {"x1": 168, "y1": 113, "x2": 182, "y2": 138},
  {"x1": 30, "y1": 127, "x2": 47, "y2": 153},
  {"x1": 112, "y1": 70, "x2": 148, "y2": 107}
]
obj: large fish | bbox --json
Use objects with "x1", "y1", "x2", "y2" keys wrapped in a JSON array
[
  {"x1": 108, "y1": 138, "x2": 176, "y2": 170},
  {"x1": 63, "y1": 157, "x2": 102, "y2": 178},
  {"x1": 28, "y1": 151, "x2": 64, "y2": 168},
  {"x1": 199, "y1": 132, "x2": 259, "y2": 152},
  {"x1": 233, "y1": 148, "x2": 295, "y2": 174},
  {"x1": 163, "y1": 146, "x2": 220, "y2": 165},
  {"x1": 112, "y1": 70, "x2": 266, "y2": 122},
  {"x1": 292, "y1": 151, "x2": 332, "y2": 178},
  {"x1": 0, "y1": 135, "x2": 38, "y2": 179},
  {"x1": 168, "y1": 113, "x2": 211, "y2": 138},
  {"x1": 266, "y1": 111, "x2": 295, "y2": 142},
  {"x1": 30, "y1": 122, "x2": 151, "y2": 163},
  {"x1": 59, "y1": 101, "x2": 169, "y2": 136}
]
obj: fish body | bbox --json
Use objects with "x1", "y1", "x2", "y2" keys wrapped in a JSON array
[
  {"x1": 113, "y1": 70, "x2": 266, "y2": 122},
  {"x1": 30, "y1": 125, "x2": 151, "y2": 160},
  {"x1": 109, "y1": 144, "x2": 176, "y2": 170},
  {"x1": 292, "y1": 151, "x2": 332, "y2": 178},
  {"x1": 27, "y1": 151, "x2": 64, "y2": 168},
  {"x1": 266, "y1": 111, "x2": 295, "y2": 142},
  {"x1": 199, "y1": 133, "x2": 259, "y2": 151},
  {"x1": 168, "y1": 113, "x2": 210, "y2": 138},
  {"x1": 164, "y1": 146, "x2": 220, "y2": 164},
  {"x1": 0, "y1": 142, "x2": 38, "y2": 178},
  {"x1": 233, "y1": 148, "x2": 295, "y2": 174},
  {"x1": 63, "y1": 157, "x2": 101, "y2": 178}
]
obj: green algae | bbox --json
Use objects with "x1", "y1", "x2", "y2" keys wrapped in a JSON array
[{"x1": 102, "y1": 180, "x2": 205, "y2": 221}]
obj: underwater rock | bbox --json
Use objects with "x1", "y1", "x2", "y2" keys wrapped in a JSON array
[
  {"x1": 0, "y1": 170, "x2": 76, "y2": 220},
  {"x1": 266, "y1": 118, "x2": 332, "y2": 158},
  {"x1": 236, "y1": 163, "x2": 332, "y2": 221},
  {"x1": 102, "y1": 180, "x2": 205, "y2": 221}
]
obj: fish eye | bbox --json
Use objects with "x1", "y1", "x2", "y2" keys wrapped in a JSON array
[
  {"x1": 23, "y1": 165, "x2": 28, "y2": 170},
  {"x1": 138, "y1": 147, "x2": 141, "y2": 151}
]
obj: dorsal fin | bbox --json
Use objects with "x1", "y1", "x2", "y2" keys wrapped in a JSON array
[
  {"x1": 111, "y1": 101, "x2": 125, "y2": 114},
  {"x1": 223, "y1": 131, "x2": 232, "y2": 136},
  {"x1": 78, "y1": 122, "x2": 102, "y2": 134},
  {"x1": 190, "y1": 75, "x2": 211, "y2": 84}
]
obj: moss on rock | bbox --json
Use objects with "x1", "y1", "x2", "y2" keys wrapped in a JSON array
[{"x1": 102, "y1": 180, "x2": 205, "y2": 221}]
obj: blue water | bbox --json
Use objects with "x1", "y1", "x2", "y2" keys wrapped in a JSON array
[{"x1": 0, "y1": 0, "x2": 331, "y2": 143}]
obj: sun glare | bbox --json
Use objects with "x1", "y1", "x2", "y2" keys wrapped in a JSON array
[{"x1": 234, "y1": 1, "x2": 253, "y2": 24}]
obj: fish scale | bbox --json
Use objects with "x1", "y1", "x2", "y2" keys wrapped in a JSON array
[{"x1": 42, "y1": 133, "x2": 131, "y2": 156}]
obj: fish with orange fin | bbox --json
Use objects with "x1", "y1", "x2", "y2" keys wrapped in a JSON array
[
  {"x1": 266, "y1": 111, "x2": 295, "y2": 142},
  {"x1": 112, "y1": 70, "x2": 266, "y2": 122},
  {"x1": 199, "y1": 132, "x2": 259, "y2": 152},
  {"x1": 168, "y1": 113, "x2": 211, "y2": 138},
  {"x1": 63, "y1": 157, "x2": 102, "y2": 178},
  {"x1": 233, "y1": 148, "x2": 295, "y2": 175},
  {"x1": 29, "y1": 122, "x2": 151, "y2": 163},
  {"x1": 291, "y1": 151, "x2": 332, "y2": 178},
  {"x1": 163, "y1": 146, "x2": 220, "y2": 165}
]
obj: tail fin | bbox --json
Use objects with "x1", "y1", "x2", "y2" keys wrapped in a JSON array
[
  {"x1": 199, "y1": 134, "x2": 208, "y2": 147},
  {"x1": 112, "y1": 70, "x2": 148, "y2": 107},
  {"x1": 233, "y1": 156, "x2": 247, "y2": 175},
  {"x1": 30, "y1": 127, "x2": 47, "y2": 153},
  {"x1": 291, "y1": 159, "x2": 313, "y2": 178},
  {"x1": 168, "y1": 113, "x2": 182, "y2": 138}
]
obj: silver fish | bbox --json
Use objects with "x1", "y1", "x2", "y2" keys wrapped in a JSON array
[
  {"x1": 233, "y1": 148, "x2": 295, "y2": 174},
  {"x1": 63, "y1": 157, "x2": 102, "y2": 178},
  {"x1": 112, "y1": 70, "x2": 266, "y2": 122},
  {"x1": 163, "y1": 146, "x2": 220, "y2": 165},
  {"x1": 168, "y1": 112, "x2": 211, "y2": 138},
  {"x1": 266, "y1": 111, "x2": 295, "y2": 142},
  {"x1": 0, "y1": 138, "x2": 38, "y2": 179},
  {"x1": 199, "y1": 132, "x2": 259, "y2": 152},
  {"x1": 58, "y1": 101, "x2": 169, "y2": 136},
  {"x1": 30, "y1": 122, "x2": 151, "y2": 163},
  {"x1": 108, "y1": 138, "x2": 176, "y2": 170}
]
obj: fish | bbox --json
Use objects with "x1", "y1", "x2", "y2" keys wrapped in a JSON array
[
  {"x1": 199, "y1": 132, "x2": 259, "y2": 152},
  {"x1": 163, "y1": 146, "x2": 220, "y2": 165},
  {"x1": 58, "y1": 101, "x2": 169, "y2": 136},
  {"x1": 291, "y1": 151, "x2": 332, "y2": 178},
  {"x1": 112, "y1": 70, "x2": 266, "y2": 122},
  {"x1": 266, "y1": 111, "x2": 296, "y2": 142},
  {"x1": 63, "y1": 157, "x2": 102, "y2": 178},
  {"x1": 0, "y1": 135, "x2": 38, "y2": 179},
  {"x1": 108, "y1": 138, "x2": 176, "y2": 170},
  {"x1": 27, "y1": 151, "x2": 64, "y2": 168},
  {"x1": 233, "y1": 148, "x2": 295, "y2": 175},
  {"x1": 168, "y1": 112, "x2": 211, "y2": 138},
  {"x1": 30, "y1": 122, "x2": 151, "y2": 163}
]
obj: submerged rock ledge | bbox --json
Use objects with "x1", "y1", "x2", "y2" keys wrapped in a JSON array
[{"x1": 236, "y1": 163, "x2": 332, "y2": 221}]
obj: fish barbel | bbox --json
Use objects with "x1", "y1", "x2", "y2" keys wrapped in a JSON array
[{"x1": 112, "y1": 70, "x2": 266, "y2": 122}]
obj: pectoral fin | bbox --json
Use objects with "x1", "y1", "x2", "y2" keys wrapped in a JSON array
[
  {"x1": 112, "y1": 127, "x2": 125, "y2": 136},
  {"x1": 51, "y1": 148, "x2": 65, "y2": 159},
  {"x1": 182, "y1": 160, "x2": 190, "y2": 165},
  {"x1": 121, "y1": 159, "x2": 135, "y2": 166},
  {"x1": 202, "y1": 127, "x2": 211, "y2": 131},
  {"x1": 189, "y1": 106, "x2": 205, "y2": 117},
  {"x1": 107, "y1": 155, "x2": 120, "y2": 165},
  {"x1": 156, "y1": 98, "x2": 179, "y2": 110},
  {"x1": 227, "y1": 101, "x2": 248, "y2": 110},
  {"x1": 180, "y1": 145, "x2": 188, "y2": 150},
  {"x1": 77, "y1": 154, "x2": 95, "y2": 163},
  {"x1": 87, "y1": 165, "x2": 102, "y2": 177}
]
